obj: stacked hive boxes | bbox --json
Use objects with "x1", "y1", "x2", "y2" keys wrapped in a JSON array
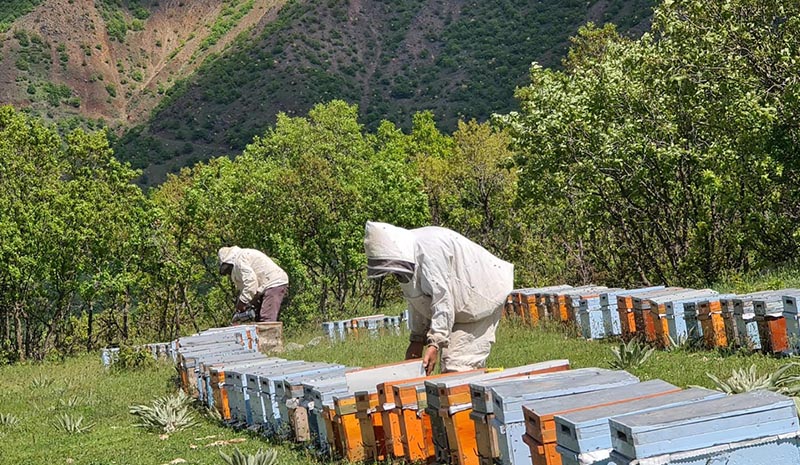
[{"x1": 163, "y1": 281, "x2": 800, "y2": 465}]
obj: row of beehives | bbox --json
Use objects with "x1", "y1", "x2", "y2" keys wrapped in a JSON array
[
  {"x1": 173, "y1": 326, "x2": 800, "y2": 465},
  {"x1": 506, "y1": 284, "x2": 800, "y2": 353},
  {"x1": 321, "y1": 311, "x2": 409, "y2": 341}
]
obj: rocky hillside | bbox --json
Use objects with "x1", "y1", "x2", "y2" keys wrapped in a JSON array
[
  {"x1": 0, "y1": 0, "x2": 283, "y2": 126},
  {"x1": 0, "y1": 0, "x2": 654, "y2": 184}
]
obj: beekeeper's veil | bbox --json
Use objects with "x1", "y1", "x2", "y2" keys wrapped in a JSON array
[{"x1": 363, "y1": 222, "x2": 416, "y2": 279}]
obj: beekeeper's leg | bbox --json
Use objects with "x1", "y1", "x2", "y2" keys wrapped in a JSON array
[{"x1": 440, "y1": 308, "x2": 502, "y2": 372}]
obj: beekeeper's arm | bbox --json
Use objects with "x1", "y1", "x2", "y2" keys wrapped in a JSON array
[
  {"x1": 405, "y1": 309, "x2": 430, "y2": 359},
  {"x1": 237, "y1": 263, "x2": 259, "y2": 310},
  {"x1": 419, "y1": 260, "x2": 455, "y2": 374}
]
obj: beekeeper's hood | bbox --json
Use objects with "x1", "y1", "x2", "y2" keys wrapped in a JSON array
[
  {"x1": 364, "y1": 221, "x2": 416, "y2": 278},
  {"x1": 218, "y1": 246, "x2": 241, "y2": 274}
]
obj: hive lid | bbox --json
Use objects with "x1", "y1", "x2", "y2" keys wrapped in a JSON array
[{"x1": 609, "y1": 390, "x2": 798, "y2": 459}]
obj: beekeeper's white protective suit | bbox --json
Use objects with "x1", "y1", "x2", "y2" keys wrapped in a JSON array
[
  {"x1": 364, "y1": 222, "x2": 514, "y2": 372},
  {"x1": 218, "y1": 246, "x2": 289, "y2": 306}
]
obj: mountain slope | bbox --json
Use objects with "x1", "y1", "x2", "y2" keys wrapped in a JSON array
[
  {"x1": 0, "y1": 0, "x2": 284, "y2": 126},
  {"x1": 0, "y1": 0, "x2": 654, "y2": 184}
]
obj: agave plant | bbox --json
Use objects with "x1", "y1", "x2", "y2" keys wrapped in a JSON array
[
  {"x1": 609, "y1": 339, "x2": 656, "y2": 370},
  {"x1": 53, "y1": 413, "x2": 93, "y2": 434},
  {"x1": 0, "y1": 413, "x2": 19, "y2": 427},
  {"x1": 59, "y1": 395, "x2": 82, "y2": 408},
  {"x1": 30, "y1": 375, "x2": 53, "y2": 389},
  {"x1": 706, "y1": 363, "x2": 800, "y2": 395},
  {"x1": 129, "y1": 390, "x2": 197, "y2": 433},
  {"x1": 219, "y1": 448, "x2": 278, "y2": 465}
]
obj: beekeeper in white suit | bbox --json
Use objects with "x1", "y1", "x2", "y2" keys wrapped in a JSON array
[
  {"x1": 218, "y1": 246, "x2": 289, "y2": 323},
  {"x1": 364, "y1": 221, "x2": 514, "y2": 374}
]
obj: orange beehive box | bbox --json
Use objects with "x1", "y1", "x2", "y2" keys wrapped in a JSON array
[
  {"x1": 355, "y1": 392, "x2": 385, "y2": 460},
  {"x1": 522, "y1": 433, "x2": 560, "y2": 465},
  {"x1": 521, "y1": 379, "x2": 680, "y2": 451},
  {"x1": 393, "y1": 372, "x2": 480, "y2": 463},
  {"x1": 757, "y1": 315, "x2": 790, "y2": 354},
  {"x1": 429, "y1": 360, "x2": 570, "y2": 465},
  {"x1": 377, "y1": 370, "x2": 485, "y2": 461},
  {"x1": 619, "y1": 288, "x2": 683, "y2": 340},
  {"x1": 333, "y1": 394, "x2": 364, "y2": 461},
  {"x1": 698, "y1": 312, "x2": 727, "y2": 348}
]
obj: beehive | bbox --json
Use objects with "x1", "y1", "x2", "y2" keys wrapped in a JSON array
[
  {"x1": 553, "y1": 388, "x2": 726, "y2": 465},
  {"x1": 375, "y1": 370, "x2": 481, "y2": 461},
  {"x1": 426, "y1": 360, "x2": 570, "y2": 465},
  {"x1": 208, "y1": 357, "x2": 285, "y2": 419},
  {"x1": 599, "y1": 287, "x2": 664, "y2": 337},
  {"x1": 631, "y1": 288, "x2": 686, "y2": 342},
  {"x1": 649, "y1": 290, "x2": 718, "y2": 347},
  {"x1": 244, "y1": 361, "x2": 306, "y2": 427},
  {"x1": 578, "y1": 289, "x2": 623, "y2": 339},
  {"x1": 615, "y1": 287, "x2": 676, "y2": 340},
  {"x1": 303, "y1": 376, "x2": 348, "y2": 453},
  {"x1": 564, "y1": 286, "x2": 608, "y2": 326},
  {"x1": 199, "y1": 352, "x2": 271, "y2": 407},
  {"x1": 608, "y1": 391, "x2": 799, "y2": 462}
]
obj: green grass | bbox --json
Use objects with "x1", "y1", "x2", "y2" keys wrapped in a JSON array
[
  {"x1": 1, "y1": 309, "x2": 796, "y2": 464},
  {"x1": 0, "y1": 355, "x2": 319, "y2": 465},
  {"x1": 288, "y1": 319, "x2": 792, "y2": 389}
]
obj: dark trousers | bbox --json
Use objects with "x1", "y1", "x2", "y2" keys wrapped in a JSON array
[{"x1": 254, "y1": 284, "x2": 288, "y2": 322}]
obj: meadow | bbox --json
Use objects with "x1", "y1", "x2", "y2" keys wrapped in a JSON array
[{"x1": 0, "y1": 313, "x2": 794, "y2": 465}]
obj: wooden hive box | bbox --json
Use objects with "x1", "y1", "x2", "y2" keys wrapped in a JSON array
[
  {"x1": 236, "y1": 362, "x2": 341, "y2": 432},
  {"x1": 578, "y1": 289, "x2": 623, "y2": 340},
  {"x1": 783, "y1": 294, "x2": 800, "y2": 354},
  {"x1": 549, "y1": 286, "x2": 601, "y2": 323},
  {"x1": 208, "y1": 357, "x2": 284, "y2": 419},
  {"x1": 335, "y1": 360, "x2": 425, "y2": 461},
  {"x1": 427, "y1": 360, "x2": 570, "y2": 465},
  {"x1": 470, "y1": 369, "x2": 605, "y2": 465},
  {"x1": 244, "y1": 361, "x2": 306, "y2": 427},
  {"x1": 732, "y1": 290, "x2": 792, "y2": 350},
  {"x1": 377, "y1": 369, "x2": 485, "y2": 461},
  {"x1": 198, "y1": 352, "x2": 271, "y2": 407},
  {"x1": 553, "y1": 388, "x2": 725, "y2": 465},
  {"x1": 608, "y1": 390, "x2": 799, "y2": 462},
  {"x1": 648, "y1": 290, "x2": 718, "y2": 348},
  {"x1": 523, "y1": 379, "x2": 679, "y2": 445},
  {"x1": 178, "y1": 343, "x2": 251, "y2": 396},
  {"x1": 520, "y1": 380, "x2": 679, "y2": 465},
  {"x1": 615, "y1": 287, "x2": 674, "y2": 340},
  {"x1": 392, "y1": 372, "x2": 482, "y2": 463},
  {"x1": 490, "y1": 370, "x2": 640, "y2": 465},
  {"x1": 262, "y1": 363, "x2": 346, "y2": 438},
  {"x1": 645, "y1": 290, "x2": 706, "y2": 346},
  {"x1": 631, "y1": 288, "x2": 687, "y2": 342},
  {"x1": 308, "y1": 380, "x2": 350, "y2": 455},
  {"x1": 302, "y1": 376, "x2": 348, "y2": 453},
  {"x1": 275, "y1": 369, "x2": 347, "y2": 441},
  {"x1": 601, "y1": 287, "x2": 665, "y2": 338},
  {"x1": 753, "y1": 296, "x2": 793, "y2": 355},
  {"x1": 564, "y1": 286, "x2": 608, "y2": 326},
  {"x1": 610, "y1": 435, "x2": 800, "y2": 465},
  {"x1": 226, "y1": 361, "x2": 304, "y2": 427}
]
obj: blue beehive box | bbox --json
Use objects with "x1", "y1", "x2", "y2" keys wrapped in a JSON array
[
  {"x1": 609, "y1": 390, "x2": 799, "y2": 462},
  {"x1": 244, "y1": 361, "x2": 307, "y2": 427},
  {"x1": 599, "y1": 287, "x2": 665, "y2": 336},
  {"x1": 304, "y1": 377, "x2": 349, "y2": 452},
  {"x1": 579, "y1": 289, "x2": 622, "y2": 339},
  {"x1": 227, "y1": 361, "x2": 332, "y2": 427},
  {"x1": 553, "y1": 387, "x2": 725, "y2": 465},
  {"x1": 484, "y1": 369, "x2": 639, "y2": 465},
  {"x1": 200, "y1": 353, "x2": 274, "y2": 406},
  {"x1": 254, "y1": 363, "x2": 346, "y2": 435},
  {"x1": 661, "y1": 290, "x2": 720, "y2": 343}
]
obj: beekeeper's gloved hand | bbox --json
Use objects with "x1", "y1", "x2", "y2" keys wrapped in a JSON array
[
  {"x1": 405, "y1": 341, "x2": 424, "y2": 360},
  {"x1": 422, "y1": 345, "x2": 438, "y2": 375}
]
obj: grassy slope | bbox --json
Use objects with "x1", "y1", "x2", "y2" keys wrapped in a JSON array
[
  {"x1": 4, "y1": 268, "x2": 800, "y2": 464},
  {"x1": 0, "y1": 356, "x2": 318, "y2": 465}
]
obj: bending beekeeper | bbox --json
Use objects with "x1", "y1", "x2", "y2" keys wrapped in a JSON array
[
  {"x1": 218, "y1": 246, "x2": 289, "y2": 323},
  {"x1": 364, "y1": 221, "x2": 514, "y2": 374}
]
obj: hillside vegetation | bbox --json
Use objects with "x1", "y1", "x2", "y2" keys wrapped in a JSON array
[
  {"x1": 114, "y1": 0, "x2": 654, "y2": 182},
  {"x1": 2, "y1": 0, "x2": 800, "y2": 364}
]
